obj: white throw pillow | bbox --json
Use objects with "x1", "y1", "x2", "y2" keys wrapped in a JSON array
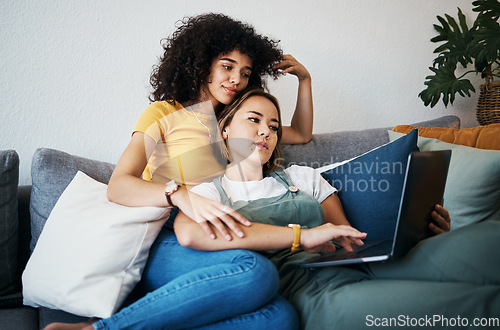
[{"x1": 22, "y1": 171, "x2": 170, "y2": 318}]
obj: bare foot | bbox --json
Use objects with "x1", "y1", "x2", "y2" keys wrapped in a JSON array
[{"x1": 43, "y1": 318, "x2": 97, "y2": 330}]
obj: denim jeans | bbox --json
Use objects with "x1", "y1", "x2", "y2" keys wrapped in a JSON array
[{"x1": 93, "y1": 228, "x2": 298, "y2": 329}]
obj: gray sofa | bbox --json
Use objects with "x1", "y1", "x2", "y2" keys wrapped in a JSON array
[{"x1": 1, "y1": 115, "x2": 484, "y2": 329}]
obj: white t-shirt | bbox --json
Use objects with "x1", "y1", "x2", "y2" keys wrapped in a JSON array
[{"x1": 190, "y1": 165, "x2": 337, "y2": 204}]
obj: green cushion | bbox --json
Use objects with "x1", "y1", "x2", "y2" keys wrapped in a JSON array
[{"x1": 388, "y1": 131, "x2": 500, "y2": 229}]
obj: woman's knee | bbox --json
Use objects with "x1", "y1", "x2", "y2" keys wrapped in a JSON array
[
  {"x1": 265, "y1": 295, "x2": 300, "y2": 330},
  {"x1": 231, "y1": 250, "x2": 280, "y2": 300}
]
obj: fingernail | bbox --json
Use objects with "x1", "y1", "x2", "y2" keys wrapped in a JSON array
[
  {"x1": 238, "y1": 232, "x2": 244, "y2": 238},
  {"x1": 211, "y1": 234, "x2": 215, "y2": 239},
  {"x1": 226, "y1": 235, "x2": 232, "y2": 241}
]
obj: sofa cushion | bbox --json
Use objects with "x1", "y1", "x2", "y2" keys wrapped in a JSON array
[
  {"x1": 30, "y1": 148, "x2": 115, "y2": 251},
  {"x1": 0, "y1": 150, "x2": 19, "y2": 296},
  {"x1": 392, "y1": 123, "x2": 500, "y2": 150},
  {"x1": 39, "y1": 307, "x2": 88, "y2": 329},
  {"x1": 319, "y1": 129, "x2": 419, "y2": 241},
  {"x1": 388, "y1": 131, "x2": 500, "y2": 230},
  {"x1": 23, "y1": 171, "x2": 170, "y2": 318}
]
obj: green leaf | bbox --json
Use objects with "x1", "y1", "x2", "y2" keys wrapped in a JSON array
[
  {"x1": 419, "y1": 62, "x2": 476, "y2": 108},
  {"x1": 471, "y1": 14, "x2": 500, "y2": 65},
  {"x1": 421, "y1": 3, "x2": 499, "y2": 108},
  {"x1": 430, "y1": 9, "x2": 475, "y2": 68},
  {"x1": 472, "y1": 0, "x2": 500, "y2": 19}
]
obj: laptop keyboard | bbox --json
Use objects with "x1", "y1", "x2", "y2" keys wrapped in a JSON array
[
  {"x1": 352, "y1": 239, "x2": 393, "y2": 257},
  {"x1": 329, "y1": 239, "x2": 394, "y2": 260}
]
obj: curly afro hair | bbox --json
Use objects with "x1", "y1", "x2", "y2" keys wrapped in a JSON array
[{"x1": 149, "y1": 13, "x2": 282, "y2": 104}]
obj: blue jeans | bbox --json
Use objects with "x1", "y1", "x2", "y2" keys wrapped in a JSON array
[{"x1": 93, "y1": 228, "x2": 298, "y2": 329}]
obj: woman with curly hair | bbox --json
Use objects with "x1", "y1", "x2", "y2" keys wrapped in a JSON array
[
  {"x1": 111, "y1": 12, "x2": 313, "y2": 239},
  {"x1": 46, "y1": 13, "x2": 309, "y2": 329}
]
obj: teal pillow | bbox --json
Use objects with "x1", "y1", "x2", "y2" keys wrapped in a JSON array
[
  {"x1": 320, "y1": 129, "x2": 419, "y2": 241},
  {"x1": 388, "y1": 131, "x2": 500, "y2": 230}
]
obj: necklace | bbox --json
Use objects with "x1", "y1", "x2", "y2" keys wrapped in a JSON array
[{"x1": 187, "y1": 106, "x2": 213, "y2": 139}]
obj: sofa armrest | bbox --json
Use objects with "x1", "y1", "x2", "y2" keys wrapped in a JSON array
[
  {"x1": 18, "y1": 185, "x2": 32, "y2": 277},
  {"x1": 0, "y1": 186, "x2": 33, "y2": 309}
]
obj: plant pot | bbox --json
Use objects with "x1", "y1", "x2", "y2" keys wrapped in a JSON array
[{"x1": 476, "y1": 80, "x2": 500, "y2": 125}]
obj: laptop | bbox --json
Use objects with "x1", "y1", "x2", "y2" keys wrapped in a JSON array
[{"x1": 300, "y1": 150, "x2": 451, "y2": 268}]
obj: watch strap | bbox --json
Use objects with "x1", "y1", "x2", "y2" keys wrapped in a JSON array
[
  {"x1": 165, "y1": 191, "x2": 176, "y2": 207},
  {"x1": 287, "y1": 224, "x2": 301, "y2": 252},
  {"x1": 164, "y1": 180, "x2": 180, "y2": 207}
]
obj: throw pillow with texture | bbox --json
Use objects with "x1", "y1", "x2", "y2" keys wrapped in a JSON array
[
  {"x1": 319, "y1": 129, "x2": 419, "y2": 241},
  {"x1": 392, "y1": 123, "x2": 500, "y2": 150},
  {"x1": 22, "y1": 171, "x2": 170, "y2": 318},
  {"x1": 0, "y1": 150, "x2": 19, "y2": 296},
  {"x1": 388, "y1": 131, "x2": 500, "y2": 230}
]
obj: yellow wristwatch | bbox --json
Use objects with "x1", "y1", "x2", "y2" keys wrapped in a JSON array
[{"x1": 287, "y1": 224, "x2": 301, "y2": 252}]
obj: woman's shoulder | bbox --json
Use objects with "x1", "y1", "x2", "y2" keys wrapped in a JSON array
[
  {"x1": 134, "y1": 101, "x2": 185, "y2": 133},
  {"x1": 284, "y1": 165, "x2": 318, "y2": 179},
  {"x1": 189, "y1": 182, "x2": 221, "y2": 203},
  {"x1": 144, "y1": 101, "x2": 185, "y2": 116}
]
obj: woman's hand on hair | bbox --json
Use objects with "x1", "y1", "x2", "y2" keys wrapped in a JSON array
[
  {"x1": 176, "y1": 190, "x2": 251, "y2": 241},
  {"x1": 273, "y1": 54, "x2": 311, "y2": 81},
  {"x1": 300, "y1": 223, "x2": 366, "y2": 253}
]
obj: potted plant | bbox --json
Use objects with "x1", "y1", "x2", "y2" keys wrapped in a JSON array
[{"x1": 419, "y1": 0, "x2": 500, "y2": 125}]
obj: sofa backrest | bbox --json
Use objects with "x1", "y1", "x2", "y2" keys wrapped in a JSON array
[
  {"x1": 29, "y1": 149, "x2": 115, "y2": 251},
  {"x1": 281, "y1": 115, "x2": 460, "y2": 168}
]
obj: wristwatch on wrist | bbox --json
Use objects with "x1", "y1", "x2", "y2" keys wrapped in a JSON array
[
  {"x1": 164, "y1": 180, "x2": 180, "y2": 207},
  {"x1": 287, "y1": 224, "x2": 301, "y2": 252}
]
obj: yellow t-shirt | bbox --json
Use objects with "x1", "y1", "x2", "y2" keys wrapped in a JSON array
[{"x1": 133, "y1": 101, "x2": 226, "y2": 187}]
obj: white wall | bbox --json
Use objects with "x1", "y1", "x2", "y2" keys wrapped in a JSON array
[{"x1": 1, "y1": 0, "x2": 482, "y2": 185}]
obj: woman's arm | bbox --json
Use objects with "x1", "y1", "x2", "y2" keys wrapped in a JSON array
[
  {"x1": 107, "y1": 132, "x2": 168, "y2": 207},
  {"x1": 174, "y1": 207, "x2": 366, "y2": 253},
  {"x1": 107, "y1": 132, "x2": 250, "y2": 239},
  {"x1": 275, "y1": 54, "x2": 313, "y2": 144},
  {"x1": 175, "y1": 211, "x2": 295, "y2": 251},
  {"x1": 321, "y1": 193, "x2": 352, "y2": 226}
]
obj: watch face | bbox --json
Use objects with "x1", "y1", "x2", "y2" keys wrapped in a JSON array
[{"x1": 165, "y1": 182, "x2": 178, "y2": 195}]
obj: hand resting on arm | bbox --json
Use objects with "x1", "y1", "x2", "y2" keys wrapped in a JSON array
[
  {"x1": 107, "y1": 132, "x2": 250, "y2": 240},
  {"x1": 174, "y1": 193, "x2": 366, "y2": 253}
]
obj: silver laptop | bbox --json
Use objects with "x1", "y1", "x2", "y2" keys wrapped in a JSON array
[{"x1": 300, "y1": 150, "x2": 451, "y2": 268}]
